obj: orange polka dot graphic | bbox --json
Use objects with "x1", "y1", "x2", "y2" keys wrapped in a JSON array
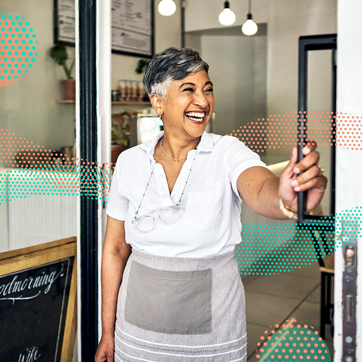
[
  {"x1": 255, "y1": 320, "x2": 331, "y2": 362},
  {"x1": 0, "y1": 11, "x2": 38, "y2": 88},
  {"x1": 228, "y1": 111, "x2": 362, "y2": 152}
]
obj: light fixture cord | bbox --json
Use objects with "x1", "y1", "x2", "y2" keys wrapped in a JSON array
[{"x1": 248, "y1": 0, "x2": 251, "y2": 14}]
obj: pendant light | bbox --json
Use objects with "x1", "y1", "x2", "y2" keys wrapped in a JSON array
[
  {"x1": 158, "y1": 0, "x2": 177, "y2": 16},
  {"x1": 218, "y1": 1, "x2": 236, "y2": 26},
  {"x1": 241, "y1": 0, "x2": 258, "y2": 36}
]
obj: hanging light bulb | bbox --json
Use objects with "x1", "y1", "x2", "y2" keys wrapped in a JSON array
[
  {"x1": 158, "y1": 0, "x2": 177, "y2": 16},
  {"x1": 218, "y1": 1, "x2": 236, "y2": 26},
  {"x1": 242, "y1": 13, "x2": 258, "y2": 36},
  {"x1": 241, "y1": 0, "x2": 258, "y2": 36}
]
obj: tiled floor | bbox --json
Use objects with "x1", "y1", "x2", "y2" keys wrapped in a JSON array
[{"x1": 242, "y1": 262, "x2": 334, "y2": 361}]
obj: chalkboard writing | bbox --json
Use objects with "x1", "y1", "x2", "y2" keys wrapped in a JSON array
[{"x1": 0, "y1": 257, "x2": 74, "y2": 362}]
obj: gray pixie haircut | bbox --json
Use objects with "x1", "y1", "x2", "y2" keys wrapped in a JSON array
[{"x1": 143, "y1": 47, "x2": 209, "y2": 98}]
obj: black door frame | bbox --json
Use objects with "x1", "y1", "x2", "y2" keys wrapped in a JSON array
[{"x1": 79, "y1": 0, "x2": 99, "y2": 359}]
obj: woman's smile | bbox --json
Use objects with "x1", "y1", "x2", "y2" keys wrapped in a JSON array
[{"x1": 185, "y1": 111, "x2": 206, "y2": 123}]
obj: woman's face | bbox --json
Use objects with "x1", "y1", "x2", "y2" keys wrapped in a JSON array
[{"x1": 157, "y1": 69, "x2": 215, "y2": 140}]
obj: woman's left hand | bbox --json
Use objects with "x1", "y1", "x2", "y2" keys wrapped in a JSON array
[{"x1": 279, "y1": 141, "x2": 328, "y2": 213}]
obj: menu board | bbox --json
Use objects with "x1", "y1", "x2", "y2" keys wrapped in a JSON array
[
  {"x1": 54, "y1": 0, "x2": 154, "y2": 57},
  {"x1": 111, "y1": 0, "x2": 154, "y2": 57}
]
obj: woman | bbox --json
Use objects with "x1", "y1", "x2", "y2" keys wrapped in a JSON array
[{"x1": 95, "y1": 47, "x2": 327, "y2": 362}]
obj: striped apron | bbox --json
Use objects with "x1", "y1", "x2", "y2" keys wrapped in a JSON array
[{"x1": 114, "y1": 250, "x2": 247, "y2": 362}]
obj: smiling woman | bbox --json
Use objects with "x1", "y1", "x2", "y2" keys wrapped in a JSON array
[
  {"x1": 150, "y1": 69, "x2": 214, "y2": 153},
  {"x1": 95, "y1": 47, "x2": 327, "y2": 362}
]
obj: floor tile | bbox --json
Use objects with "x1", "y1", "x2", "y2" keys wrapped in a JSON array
[
  {"x1": 244, "y1": 273, "x2": 320, "y2": 301},
  {"x1": 247, "y1": 352, "x2": 260, "y2": 362},
  {"x1": 241, "y1": 275, "x2": 260, "y2": 288},
  {"x1": 245, "y1": 290, "x2": 301, "y2": 326},
  {"x1": 286, "y1": 261, "x2": 320, "y2": 279},
  {"x1": 288, "y1": 300, "x2": 320, "y2": 330},
  {"x1": 306, "y1": 284, "x2": 321, "y2": 303},
  {"x1": 246, "y1": 322, "x2": 270, "y2": 359}
]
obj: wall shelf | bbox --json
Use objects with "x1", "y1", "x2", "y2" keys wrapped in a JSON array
[
  {"x1": 56, "y1": 100, "x2": 76, "y2": 103},
  {"x1": 112, "y1": 101, "x2": 151, "y2": 105},
  {"x1": 56, "y1": 99, "x2": 151, "y2": 105}
]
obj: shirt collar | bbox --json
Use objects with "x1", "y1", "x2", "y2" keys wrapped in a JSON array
[{"x1": 139, "y1": 131, "x2": 214, "y2": 155}]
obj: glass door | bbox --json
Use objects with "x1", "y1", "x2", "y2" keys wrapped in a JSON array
[
  {"x1": 0, "y1": 1, "x2": 78, "y2": 361},
  {"x1": 0, "y1": 1, "x2": 77, "y2": 251}
]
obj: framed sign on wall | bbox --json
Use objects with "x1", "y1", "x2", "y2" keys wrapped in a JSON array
[
  {"x1": 54, "y1": 0, "x2": 154, "y2": 57},
  {"x1": 111, "y1": 0, "x2": 154, "y2": 57},
  {"x1": 54, "y1": 0, "x2": 76, "y2": 46}
]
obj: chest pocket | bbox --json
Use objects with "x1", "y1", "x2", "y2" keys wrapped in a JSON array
[{"x1": 184, "y1": 182, "x2": 223, "y2": 231}]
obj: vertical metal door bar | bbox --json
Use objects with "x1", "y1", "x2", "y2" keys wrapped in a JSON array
[
  {"x1": 297, "y1": 37, "x2": 308, "y2": 222},
  {"x1": 79, "y1": 0, "x2": 99, "y2": 359},
  {"x1": 297, "y1": 34, "x2": 337, "y2": 229},
  {"x1": 342, "y1": 220, "x2": 358, "y2": 361}
]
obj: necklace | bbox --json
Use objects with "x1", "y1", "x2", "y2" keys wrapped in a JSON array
[
  {"x1": 160, "y1": 137, "x2": 187, "y2": 161},
  {"x1": 133, "y1": 138, "x2": 199, "y2": 223}
]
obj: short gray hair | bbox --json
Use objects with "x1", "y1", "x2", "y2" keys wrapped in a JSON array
[{"x1": 143, "y1": 47, "x2": 209, "y2": 98}]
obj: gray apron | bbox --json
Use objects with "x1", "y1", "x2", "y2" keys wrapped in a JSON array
[{"x1": 114, "y1": 250, "x2": 247, "y2": 361}]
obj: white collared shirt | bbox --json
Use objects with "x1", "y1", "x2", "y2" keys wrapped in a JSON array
[{"x1": 107, "y1": 131, "x2": 266, "y2": 258}]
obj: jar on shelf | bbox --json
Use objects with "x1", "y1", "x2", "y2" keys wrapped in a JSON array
[
  {"x1": 124, "y1": 80, "x2": 132, "y2": 101},
  {"x1": 137, "y1": 81, "x2": 145, "y2": 102},
  {"x1": 118, "y1": 80, "x2": 126, "y2": 101},
  {"x1": 131, "y1": 81, "x2": 138, "y2": 101}
]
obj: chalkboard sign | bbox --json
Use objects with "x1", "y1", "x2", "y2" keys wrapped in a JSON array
[{"x1": 0, "y1": 237, "x2": 77, "y2": 362}]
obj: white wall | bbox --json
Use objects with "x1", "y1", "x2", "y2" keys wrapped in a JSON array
[{"x1": 199, "y1": 32, "x2": 267, "y2": 135}]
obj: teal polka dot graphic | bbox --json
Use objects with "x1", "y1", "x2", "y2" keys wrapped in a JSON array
[
  {"x1": 235, "y1": 208, "x2": 361, "y2": 276},
  {"x1": 0, "y1": 10, "x2": 38, "y2": 87}
]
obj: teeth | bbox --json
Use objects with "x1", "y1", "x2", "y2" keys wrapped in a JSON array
[
  {"x1": 186, "y1": 112, "x2": 205, "y2": 118},
  {"x1": 188, "y1": 116, "x2": 203, "y2": 122}
]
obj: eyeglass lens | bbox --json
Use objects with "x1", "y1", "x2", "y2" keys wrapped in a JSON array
[
  {"x1": 135, "y1": 206, "x2": 184, "y2": 232},
  {"x1": 136, "y1": 215, "x2": 156, "y2": 233},
  {"x1": 159, "y1": 206, "x2": 183, "y2": 224}
]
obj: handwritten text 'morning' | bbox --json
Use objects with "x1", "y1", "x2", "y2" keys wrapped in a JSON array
[{"x1": 0, "y1": 264, "x2": 64, "y2": 298}]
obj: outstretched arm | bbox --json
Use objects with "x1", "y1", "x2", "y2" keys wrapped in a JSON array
[{"x1": 236, "y1": 141, "x2": 328, "y2": 219}]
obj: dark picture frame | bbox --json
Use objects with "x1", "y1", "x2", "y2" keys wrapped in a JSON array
[
  {"x1": 53, "y1": 0, "x2": 76, "y2": 47},
  {"x1": 54, "y1": 0, "x2": 154, "y2": 58}
]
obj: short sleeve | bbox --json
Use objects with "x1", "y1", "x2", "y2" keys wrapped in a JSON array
[
  {"x1": 106, "y1": 153, "x2": 129, "y2": 220},
  {"x1": 224, "y1": 136, "x2": 267, "y2": 202}
]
